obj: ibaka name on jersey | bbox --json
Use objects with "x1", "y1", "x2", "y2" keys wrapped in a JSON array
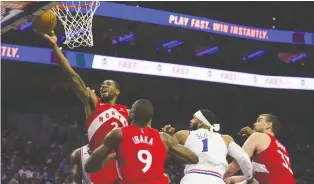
[
  {"x1": 132, "y1": 135, "x2": 154, "y2": 145},
  {"x1": 117, "y1": 126, "x2": 167, "y2": 184}
]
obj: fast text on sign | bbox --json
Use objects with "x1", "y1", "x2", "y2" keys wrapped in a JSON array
[
  {"x1": 172, "y1": 66, "x2": 188, "y2": 75},
  {"x1": 119, "y1": 60, "x2": 138, "y2": 69}
]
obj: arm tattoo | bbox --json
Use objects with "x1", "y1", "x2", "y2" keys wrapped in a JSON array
[
  {"x1": 64, "y1": 71, "x2": 90, "y2": 102},
  {"x1": 76, "y1": 74, "x2": 87, "y2": 89}
]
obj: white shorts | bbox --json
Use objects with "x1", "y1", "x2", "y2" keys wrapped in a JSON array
[{"x1": 180, "y1": 173, "x2": 224, "y2": 184}]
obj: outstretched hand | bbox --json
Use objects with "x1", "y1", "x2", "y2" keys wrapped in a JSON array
[
  {"x1": 161, "y1": 124, "x2": 176, "y2": 136},
  {"x1": 37, "y1": 30, "x2": 58, "y2": 46}
]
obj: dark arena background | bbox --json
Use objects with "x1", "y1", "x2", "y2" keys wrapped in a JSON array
[{"x1": 1, "y1": 1, "x2": 314, "y2": 184}]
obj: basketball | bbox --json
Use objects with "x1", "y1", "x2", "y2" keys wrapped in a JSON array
[{"x1": 32, "y1": 10, "x2": 57, "y2": 34}]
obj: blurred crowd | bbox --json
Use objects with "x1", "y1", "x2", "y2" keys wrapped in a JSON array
[
  {"x1": 1, "y1": 112, "x2": 86, "y2": 184},
  {"x1": 2, "y1": 60, "x2": 314, "y2": 184}
]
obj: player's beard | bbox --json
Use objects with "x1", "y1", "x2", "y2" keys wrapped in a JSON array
[
  {"x1": 190, "y1": 123, "x2": 199, "y2": 130},
  {"x1": 101, "y1": 96, "x2": 112, "y2": 103}
]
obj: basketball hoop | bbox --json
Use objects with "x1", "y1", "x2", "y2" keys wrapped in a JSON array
[{"x1": 51, "y1": 1, "x2": 100, "y2": 49}]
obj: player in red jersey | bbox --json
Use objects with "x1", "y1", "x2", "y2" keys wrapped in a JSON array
[
  {"x1": 42, "y1": 32, "x2": 128, "y2": 184},
  {"x1": 84, "y1": 99, "x2": 199, "y2": 184},
  {"x1": 224, "y1": 114, "x2": 296, "y2": 184}
]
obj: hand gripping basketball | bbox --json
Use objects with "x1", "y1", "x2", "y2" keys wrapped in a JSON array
[{"x1": 40, "y1": 31, "x2": 58, "y2": 47}]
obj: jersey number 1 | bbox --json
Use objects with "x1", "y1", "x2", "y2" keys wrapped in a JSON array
[
  {"x1": 202, "y1": 138, "x2": 208, "y2": 152},
  {"x1": 137, "y1": 150, "x2": 152, "y2": 173}
]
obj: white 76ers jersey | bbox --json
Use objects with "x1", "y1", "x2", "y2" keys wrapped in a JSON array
[
  {"x1": 184, "y1": 128, "x2": 228, "y2": 177},
  {"x1": 81, "y1": 145, "x2": 91, "y2": 184}
]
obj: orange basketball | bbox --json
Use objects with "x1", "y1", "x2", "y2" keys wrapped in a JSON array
[{"x1": 32, "y1": 10, "x2": 57, "y2": 34}]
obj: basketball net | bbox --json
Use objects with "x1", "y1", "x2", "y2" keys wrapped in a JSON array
[{"x1": 51, "y1": 1, "x2": 100, "y2": 49}]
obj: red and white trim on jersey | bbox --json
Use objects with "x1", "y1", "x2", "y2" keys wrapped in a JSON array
[
  {"x1": 185, "y1": 169, "x2": 223, "y2": 179},
  {"x1": 116, "y1": 161, "x2": 124, "y2": 180},
  {"x1": 252, "y1": 161, "x2": 270, "y2": 173},
  {"x1": 87, "y1": 107, "x2": 128, "y2": 141}
]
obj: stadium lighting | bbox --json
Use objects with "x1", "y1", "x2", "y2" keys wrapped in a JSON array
[
  {"x1": 196, "y1": 46, "x2": 219, "y2": 56},
  {"x1": 19, "y1": 21, "x2": 32, "y2": 31},
  {"x1": 112, "y1": 33, "x2": 136, "y2": 45},
  {"x1": 290, "y1": 53, "x2": 308, "y2": 63},
  {"x1": 242, "y1": 50, "x2": 267, "y2": 61},
  {"x1": 161, "y1": 40, "x2": 184, "y2": 49}
]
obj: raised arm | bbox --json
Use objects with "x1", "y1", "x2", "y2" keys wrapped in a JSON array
[
  {"x1": 222, "y1": 135, "x2": 253, "y2": 182},
  {"x1": 101, "y1": 153, "x2": 117, "y2": 167},
  {"x1": 70, "y1": 148, "x2": 82, "y2": 184},
  {"x1": 41, "y1": 31, "x2": 97, "y2": 110},
  {"x1": 84, "y1": 129, "x2": 121, "y2": 173},
  {"x1": 160, "y1": 132, "x2": 199, "y2": 165}
]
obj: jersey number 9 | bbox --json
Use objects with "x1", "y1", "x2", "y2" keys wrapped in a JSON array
[{"x1": 137, "y1": 150, "x2": 152, "y2": 173}]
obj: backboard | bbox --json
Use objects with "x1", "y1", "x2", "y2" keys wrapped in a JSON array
[{"x1": 1, "y1": 1, "x2": 58, "y2": 34}]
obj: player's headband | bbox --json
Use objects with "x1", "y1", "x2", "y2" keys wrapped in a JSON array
[{"x1": 194, "y1": 110, "x2": 211, "y2": 127}]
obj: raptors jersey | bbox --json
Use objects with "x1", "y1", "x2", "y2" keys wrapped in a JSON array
[
  {"x1": 183, "y1": 128, "x2": 228, "y2": 179},
  {"x1": 116, "y1": 125, "x2": 168, "y2": 184},
  {"x1": 80, "y1": 145, "x2": 91, "y2": 184},
  {"x1": 86, "y1": 98, "x2": 128, "y2": 151},
  {"x1": 252, "y1": 134, "x2": 295, "y2": 184}
]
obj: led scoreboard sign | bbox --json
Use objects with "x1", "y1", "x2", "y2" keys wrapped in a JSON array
[
  {"x1": 2, "y1": 43, "x2": 314, "y2": 91},
  {"x1": 86, "y1": 2, "x2": 313, "y2": 45}
]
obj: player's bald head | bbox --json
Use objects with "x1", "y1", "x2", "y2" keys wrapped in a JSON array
[{"x1": 129, "y1": 99, "x2": 154, "y2": 126}]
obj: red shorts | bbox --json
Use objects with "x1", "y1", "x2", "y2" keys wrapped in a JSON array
[
  {"x1": 90, "y1": 160, "x2": 118, "y2": 184},
  {"x1": 117, "y1": 175, "x2": 168, "y2": 184}
]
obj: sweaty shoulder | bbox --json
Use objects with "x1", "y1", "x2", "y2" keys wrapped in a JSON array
[
  {"x1": 250, "y1": 132, "x2": 269, "y2": 140},
  {"x1": 222, "y1": 134, "x2": 234, "y2": 147},
  {"x1": 71, "y1": 147, "x2": 81, "y2": 158},
  {"x1": 174, "y1": 130, "x2": 189, "y2": 145},
  {"x1": 71, "y1": 147, "x2": 82, "y2": 165},
  {"x1": 248, "y1": 132, "x2": 271, "y2": 154}
]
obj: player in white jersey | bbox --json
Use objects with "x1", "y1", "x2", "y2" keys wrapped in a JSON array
[
  {"x1": 71, "y1": 145, "x2": 116, "y2": 184},
  {"x1": 162, "y1": 109, "x2": 254, "y2": 184},
  {"x1": 71, "y1": 145, "x2": 91, "y2": 184}
]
